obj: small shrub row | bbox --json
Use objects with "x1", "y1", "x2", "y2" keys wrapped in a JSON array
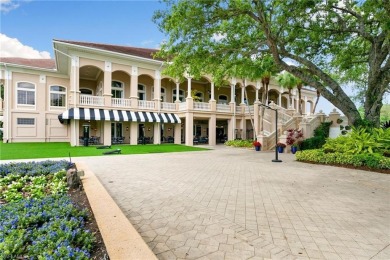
[
  {"x1": 296, "y1": 149, "x2": 390, "y2": 170},
  {"x1": 224, "y1": 139, "x2": 253, "y2": 148}
]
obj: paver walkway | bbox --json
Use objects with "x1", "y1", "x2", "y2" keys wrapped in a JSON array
[{"x1": 80, "y1": 146, "x2": 390, "y2": 259}]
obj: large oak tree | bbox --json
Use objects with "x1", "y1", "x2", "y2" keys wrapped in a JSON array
[{"x1": 154, "y1": 0, "x2": 389, "y2": 127}]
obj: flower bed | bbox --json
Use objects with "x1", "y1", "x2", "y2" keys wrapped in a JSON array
[{"x1": 0, "y1": 160, "x2": 100, "y2": 259}]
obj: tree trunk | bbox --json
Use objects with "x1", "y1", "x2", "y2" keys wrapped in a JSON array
[{"x1": 260, "y1": 77, "x2": 270, "y2": 132}]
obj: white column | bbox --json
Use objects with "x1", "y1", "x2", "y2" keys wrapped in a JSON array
[
  {"x1": 256, "y1": 81, "x2": 260, "y2": 102},
  {"x1": 175, "y1": 81, "x2": 180, "y2": 102},
  {"x1": 186, "y1": 77, "x2": 192, "y2": 98},
  {"x1": 154, "y1": 71, "x2": 161, "y2": 101},
  {"x1": 70, "y1": 56, "x2": 79, "y2": 145},
  {"x1": 103, "y1": 61, "x2": 112, "y2": 107},
  {"x1": 130, "y1": 66, "x2": 138, "y2": 108},
  {"x1": 278, "y1": 92, "x2": 282, "y2": 106},
  {"x1": 241, "y1": 86, "x2": 245, "y2": 104},
  {"x1": 210, "y1": 82, "x2": 215, "y2": 101},
  {"x1": 304, "y1": 96, "x2": 308, "y2": 114},
  {"x1": 230, "y1": 84, "x2": 235, "y2": 103}
]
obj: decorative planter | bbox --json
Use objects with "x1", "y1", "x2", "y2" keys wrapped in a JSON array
[
  {"x1": 277, "y1": 146, "x2": 284, "y2": 153},
  {"x1": 291, "y1": 146, "x2": 298, "y2": 154},
  {"x1": 255, "y1": 146, "x2": 261, "y2": 151}
]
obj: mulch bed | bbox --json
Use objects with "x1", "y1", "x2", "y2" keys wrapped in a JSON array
[{"x1": 68, "y1": 188, "x2": 109, "y2": 259}]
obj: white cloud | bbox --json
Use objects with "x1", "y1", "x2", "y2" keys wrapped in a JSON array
[
  {"x1": 0, "y1": 34, "x2": 51, "y2": 58},
  {"x1": 1, "y1": 0, "x2": 20, "y2": 13}
]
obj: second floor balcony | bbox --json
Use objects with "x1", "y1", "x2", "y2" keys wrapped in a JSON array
[{"x1": 78, "y1": 94, "x2": 257, "y2": 116}]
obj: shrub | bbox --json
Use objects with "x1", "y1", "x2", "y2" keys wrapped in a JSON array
[
  {"x1": 225, "y1": 139, "x2": 253, "y2": 148},
  {"x1": 296, "y1": 149, "x2": 390, "y2": 170},
  {"x1": 301, "y1": 122, "x2": 331, "y2": 150}
]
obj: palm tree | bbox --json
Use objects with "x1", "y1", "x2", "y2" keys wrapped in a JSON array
[{"x1": 276, "y1": 72, "x2": 296, "y2": 109}]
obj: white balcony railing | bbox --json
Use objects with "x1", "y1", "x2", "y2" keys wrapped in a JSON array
[
  {"x1": 112, "y1": 98, "x2": 131, "y2": 108},
  {"x1": 216, "y1": 104, "x2": 230, "y2": 112},
  {"x1": 161, "y1": 102, "x2": 176, "y2": 111},
  {"x1": 245, "y1": 105, "x2": 254, "y2": 115},
  {"x1": 138, "y1": 100, "x2": 155, "y2": 110},
  {"x1": 80, "y1": 95, "x2": 104, "y2": 106},
  {"x1": 178, "y1": 102, "x2": 187, "y2": 111},
  {"x1": 194, "y1": 102, "x2": 210, "y2": 111}
]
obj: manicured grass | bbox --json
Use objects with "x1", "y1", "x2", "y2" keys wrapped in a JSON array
[{"x1": 0, "y1": 142, "x2": 208, "y2": 160}]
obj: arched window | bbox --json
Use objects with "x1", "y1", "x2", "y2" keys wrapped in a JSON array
[
  {"x1": 17, "y1": 82, "x2": 35, "y2": 105},
  {"x1": 218, "y1": 95, "x2": 228, "y2": 104},
  {"x1": 138, "y1": 84, "x2": 146, "y2": 100},
  {"x1": 80, "y1": 88, "x2": 93, "y2": 95},
  {"x1": 50, "y1": 85, "x2": 66, "y2": 107},
  {"x1": 111, "y1": 81, "x2": 123, "y2": 98},
  {"x1": 173, "y1": 89, "x2": 185, "y2": 102}
]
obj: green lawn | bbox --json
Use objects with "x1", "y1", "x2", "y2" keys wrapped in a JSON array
[{"x1": 0, "y1": 142, "x2": 209, "y2": 160}]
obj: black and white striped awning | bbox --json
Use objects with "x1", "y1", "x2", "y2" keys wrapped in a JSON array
[{"x1": 58, "y1": 108, "x2": 181, "y2": 124}]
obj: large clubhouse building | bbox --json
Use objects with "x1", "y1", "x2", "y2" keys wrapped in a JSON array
[{"x1": 0, "y1": 40, "x2": 319, "y2": 147}]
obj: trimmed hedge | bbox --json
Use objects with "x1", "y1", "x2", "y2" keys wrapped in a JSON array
[
  {"x1": 300, "y1": 122, "x2": 332, "y2": 150},
  {"x1": 225, "y1": 139, "x2": 253, "y2": 148},
  {"x1": 296, "y1": 149, "x2": 390, "y2": 170}
]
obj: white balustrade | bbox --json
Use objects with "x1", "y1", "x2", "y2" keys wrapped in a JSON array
[
  {"x1": 112, "y1": 98, "x2": 131, "y2": 108},
  {"x1": 216, "y1": 104, "x2": 230, "y2": 112},
  {"x1": 245, "y1": 105, "x2": 254, "y2": 114},
  {"x1": 193, "y1": 102, "x2": 210, "y2": 111},
  {"x1": 138, "y1": 100, "x2": 155, "y2": 110},
  {"x1": 178, "y1": 102, "x2": 187, "y2": 111},
  {"x1": 79, "y1": 95, "x2": 104, "y2": 106},
  {"x1": 161, "y1": 102, "x2": 176, "y2": 111}
]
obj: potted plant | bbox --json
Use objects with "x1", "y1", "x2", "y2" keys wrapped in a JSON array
[
  {"x1": 253, "y1": 140, "x2": 262, "y2": 151},
  {"x1": 277, "y1": 142, "x2": 286, "y2": 153},
  {"x1": 291, "y1": 143, "x2": 298, "y2": 154},
  {"x1": 286, "y1": 129, "x2": 304, "y2": 154}
]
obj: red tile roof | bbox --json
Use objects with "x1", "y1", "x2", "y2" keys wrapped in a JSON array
[
  {"x1": 54, "y1": 39, "x2": 163, "y2": 61},
  {"x1": 0, "y1": 57, "x2": 56, "y2": 69}
]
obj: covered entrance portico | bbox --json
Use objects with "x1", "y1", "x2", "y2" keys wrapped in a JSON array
[{"x1": 58, "y1": 107, "x2": 181, "y2": 146}]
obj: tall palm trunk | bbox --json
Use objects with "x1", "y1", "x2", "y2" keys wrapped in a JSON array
[
  {"x1": 260, "y1": 76, "x2": 270, "y2": 132},
  {"x1": 297, "y1": 83, "x2": 303, "y2": 115},
  {"x1": 312, "y1": 89, "x2": 320, "y2": 114}
]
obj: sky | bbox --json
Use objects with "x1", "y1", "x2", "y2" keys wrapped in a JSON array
[{"x1": 1, "y1": 0, "x2": 385, "y2": 115}]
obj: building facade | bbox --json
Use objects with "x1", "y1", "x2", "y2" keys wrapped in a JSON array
[{"x1": 0, "y1": 40, "x2": 317, "y2": 147}]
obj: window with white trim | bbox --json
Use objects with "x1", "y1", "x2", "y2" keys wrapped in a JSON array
[
  {"x1": 111, "y1": 80, "x2": 123, "y2": 98},
  {"x1": 17, "y1": 118, "x2": 35, "y2": 125},
  {"x1": 50, "y1": 85, "x2": 66, "y2": 107},
  {"x1": 138, "y1": 84, "x2": 146, "y2": 100},
  {"x1": 173, "y1": 89, "x2": 185, "y2": 102},
  {"x1": 17, "y1": 82, "x2": 35, "y2": 105}
]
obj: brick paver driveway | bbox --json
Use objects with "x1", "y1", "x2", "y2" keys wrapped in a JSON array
[{"x1": 81, "y1": 146, "x2": 390, "y2": 259}]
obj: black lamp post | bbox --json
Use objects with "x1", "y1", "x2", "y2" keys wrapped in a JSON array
[{"x1": 259, "y1": 103, "x2": 282, "y2": 162}]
